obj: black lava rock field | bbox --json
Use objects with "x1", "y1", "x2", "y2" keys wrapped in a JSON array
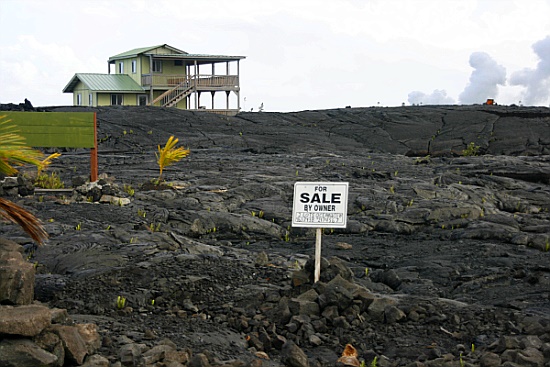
[{"x1": 1, "y1": 104, "x2": 550, "y2": 366}]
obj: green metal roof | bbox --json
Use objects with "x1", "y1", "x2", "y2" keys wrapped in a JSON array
[
  {"x1": 62, "y1": 73, "x2": 144, "y2": 93},
  {"x1": 108, "y1": 44, "x2": 187, "y2": 61},
  {"x1": 107, "y1": 44, "x2": 245, "y2": 64}
]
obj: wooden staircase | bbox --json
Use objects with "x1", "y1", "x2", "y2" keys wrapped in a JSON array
[{"x1": 151, "y1": 80, "x2": 194, "y2": 107}]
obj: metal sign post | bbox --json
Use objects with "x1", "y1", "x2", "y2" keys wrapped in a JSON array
[{"x1": 292, "y1": 182, "x2": 349, "y2": 282}]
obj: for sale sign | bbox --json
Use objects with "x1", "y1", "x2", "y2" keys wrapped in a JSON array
[{"x1": 292, "y1": 182, "x2": 349, "y2": 228}]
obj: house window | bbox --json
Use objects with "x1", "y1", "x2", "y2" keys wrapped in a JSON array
[
  {"x1": 152, "y1": 60, "x2": 162, "y2": 73},
  {"x1": 77, "y1": 93, "x2": 82, "y2": 106},
  {"x1": 89, "y1": 94, "x2": 93, "y2": 106},
  {"x1": 119, "y1": 62, "x2": 124, "y2": 74},
  {"x1": 111, "y1": 94, "x2": 123, "y2": 106},
  {"x1": 132, "y1": 60, "x2": 137, "y2": 73},
  {"x1": 174, "y1": 60, "x2": 183, "y2": 66}
]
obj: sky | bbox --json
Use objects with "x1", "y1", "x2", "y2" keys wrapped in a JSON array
[{"x1": 1, "y1": 0, "x2": 550, "y2": 112}]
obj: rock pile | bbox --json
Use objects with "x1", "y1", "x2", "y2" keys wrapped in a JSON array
[
  {"x1": 0, "y1": 176, "x2": 35, "y2": 197},
  {"x1": 0, "y1": 238, "x2": 103, "y2": 366},
  {"x1": 226, "y1": 256, "x2": 550, "y2": 366}
]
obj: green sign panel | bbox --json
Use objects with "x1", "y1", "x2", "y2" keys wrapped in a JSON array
[{"x1": 2, "y1": 112, "x2": 95, "y2": 148}]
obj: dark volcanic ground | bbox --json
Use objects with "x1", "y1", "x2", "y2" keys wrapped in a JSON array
[{"x1": 1, "y1": 104, "x2": 550, "y2": 366}]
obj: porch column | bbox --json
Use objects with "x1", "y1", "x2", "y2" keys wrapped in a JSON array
[
  {"x1": 194, "y1": 61, "x2": 198, "y2": 109},
  {"x1": 237, "y1": 60, "x2": 241, "y2": 110},
  {"x1": 149, "y1": 55, "x2": 153, "y2": 105}
]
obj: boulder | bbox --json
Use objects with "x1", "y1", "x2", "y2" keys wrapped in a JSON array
[
  {"x1": 0, "y1": 240, "x2": 35, "y2": 305},
  {"x1": 0, "y1": 338, "x2": 58, "y2": 367},
  {"x1": 281, "y1": 341, "x2": 310, "y2": 367},
  {"x1": 49, "y1": 324, "x2": 89, "y2": 365},
  {"x1": 0, "y1": 304, "x2": 51, "y2": 336}
]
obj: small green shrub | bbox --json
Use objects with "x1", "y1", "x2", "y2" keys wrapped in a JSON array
[
  {"x1": 462, "y1": 142, "x2": 480, "y2": 156},
  {"x1": 35, "y1": 172, "x2": 64, "y2": 189}
]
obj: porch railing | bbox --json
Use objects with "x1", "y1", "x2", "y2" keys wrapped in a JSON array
[{"x1": 142, "y1": 74, "x2": 239, "y2": 88}]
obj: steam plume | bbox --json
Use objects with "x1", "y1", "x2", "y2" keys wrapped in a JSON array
[
  {"x1": 509, "y1": 36, "x2": 550, "y2": 105},
  {"x1": 458, "y1": 52, "x2": 506, "y2": 104},
  {"x1": 408, "y1": 89, "x2": 455, "y2": 105}
]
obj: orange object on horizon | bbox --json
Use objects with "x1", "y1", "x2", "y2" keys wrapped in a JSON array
[{"x1": 485, "y1": 99, "x2": 494, "y2": 105}]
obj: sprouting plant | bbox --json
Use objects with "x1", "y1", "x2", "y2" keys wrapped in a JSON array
[
  {"x1": 151, "y1": 299, "x2": 155, "y2": 306},
  {"x1": 38, "y1": 195, "x2": 44, "y2": 203},
  {"x1": 86, "y1": 196, "x2": 94, "y2": 203},
  {"x1": 407, "y1": 199, "x2": 414, "y2": 207},
  {"x1": 137, "y1": 209, "x2": 146, "y2": 218},
  {"x1": 75, "y1": 222, "x2": 81, "y2": 231},
  {"x1": 394, "y1": 170, "x2": 398, "y2": 176},
  {"x1": 295, "y1": 170, "x2": 299, "y2": 176},
  {"x1": 148, "y1": 223, "x2": 161, "y2": 232},
  {"x1": 251, "y1": 211, "x2": 256, "y2": 217},
  {"x1": 123, "y1": 184, "x2": 135, "y2": 196},
  {"x1": 129, "y1": 237, "x2": 137, "y2": 244},
  {"x1": 259, "y1": 210, "x2": 264, "y2": 218},
  {"x1": 471, "y1": 343, "x2": 475, "y2": 353},
  {"x1": 284, "y1": 232, "x2": 290, "y2": 242},
  {"x1": 106, "y1": 225, "x2": 111, "y2": 231},
  {"x1": 459, "y1": 352, "x2": 465, "y2": 367},
  {"x1": 370, "y1": 357, "x2": 378, "y2": 367},
  {"x1": 116, "y1": 296, "x2": 126, "y2": 309},
  {"x1": 365, "y1": 267, "x2": 369, "y2": 277},
  {"x1": 147, "y1": 130, "x2": 153, "y2": 135},
  {"x1": 389, "y1": 185, "x2": 395, "y2": 194},
  {"x1": 156, "y1": 135, "x2": 190, "y2": 182}
]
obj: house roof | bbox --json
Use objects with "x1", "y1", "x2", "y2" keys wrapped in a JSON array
[
  {"x1": 108, "y1": 44, "x2": 187, "y2": 61},
  {"x1": 108, "y1": 44, "x2": 245, "y2": 64},
  {"x1": 62, "y1": 73, "x2": 144, "y2": 93}
]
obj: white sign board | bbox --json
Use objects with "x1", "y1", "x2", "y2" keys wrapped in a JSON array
[{"x1": 292, "y1": 182, "x2": 349, "y2": 228}]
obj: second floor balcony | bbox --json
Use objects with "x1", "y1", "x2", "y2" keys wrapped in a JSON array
[{"x1": 141, "y1": 74, "x2": 239, "y2": 91}]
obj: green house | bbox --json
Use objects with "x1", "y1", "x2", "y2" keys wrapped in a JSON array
[{"x1": 63, "y1": 44, "x2": 245, "y2": 115}]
